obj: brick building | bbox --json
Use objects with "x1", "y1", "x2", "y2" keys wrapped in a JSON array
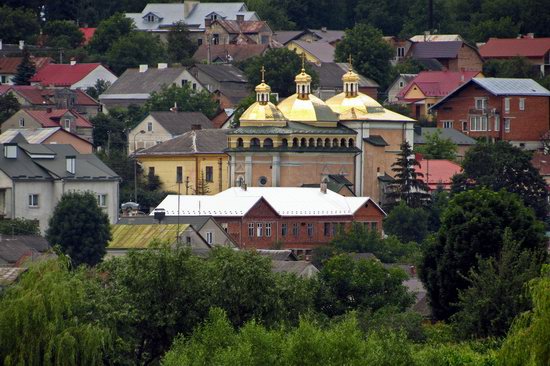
[
  {"x1": 152, "y1": 186, "x2": 386, "y2": 256},
  {"x1": 431, "y1": 78, "x2": 550, "y2": 150}
]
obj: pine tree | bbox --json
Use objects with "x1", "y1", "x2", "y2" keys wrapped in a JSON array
[
  {"x1": 13, "y1": 48, "x2": 36, "y2": 85},
  {"x1": 195, "y1": 171, "x2": 211, "y2": 195},
  {"x1": 386, "y1": 141, "x2": 430, "y2": 208}
]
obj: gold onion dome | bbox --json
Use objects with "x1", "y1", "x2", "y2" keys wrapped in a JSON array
[
  {"x1": 255, "y1": 82, "x2": 271, "y2": 93},
  {"x1": 342, "y1": 69, "x2": 360, "y2": 83},
  {"x1": 295, "y1": 68, "x2": 312, "y2": 83}
]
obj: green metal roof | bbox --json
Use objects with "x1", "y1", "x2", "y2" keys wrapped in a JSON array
[
  {"x1": 108, "y1": 224, "x2": 190, "y2": 248},
  {"x1": 229, "y1": 121, "x2": 356, "y2": 136}
]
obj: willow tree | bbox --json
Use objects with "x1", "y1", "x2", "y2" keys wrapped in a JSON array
[{"x1": 0, "y1": 257, "x2": 111, "y2": 365}]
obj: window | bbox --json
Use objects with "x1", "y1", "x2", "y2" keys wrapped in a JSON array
[
  {"x1": 146, "y1": 14, "x2": 156, "y2": 22},
  {"x1": 192, "y1": 83, "x2": 197, "y2": 90},
  {"x1": 281, "y1": 223, "x2": 288, "y2": 236},
  {"x1": 292, "y1": 223, "x2": 299, "y2": 236},
  {"x1": 494, "y1": 116, "x2": 500, "y2": 131},
  {"x1": 257, "y1": 223, "x2": 263, "y2": 237},
  {"x1": 212, "y1": 34, "x2": 220, "y2": 45},
  {"x1": 504, "y1": 98, "x2": 510, "y2": 113},
  {"x1": 205, "y1": 166, "x2": 213, "y2": 182},
  {"x1": 198, "y1": 38, "x2": 203, "y2": 46},
  {"x1": 265, "y1": 223, "x2": 271, "y2": 237},
  {"x1": 206, "y1": 232, "x2": 213, "y2": 245},
  {"x1": 442, "y1": 120, "x2": 453, "y2": 128},
  {"x1": 371, "y1": 222, "x2": 378, "y2": 231},
  {"x1": 399, "y1": 81, "x2": 404, "y2": 88},
  {"x1": 176, "y1": 166, "x2": 182, "y2": 183},
  {"x1": 28, "y1": 194, "x2": 39, "y2": 207},
  {"x1": 258, "y1": 176, "x2": 267, "y2": 186},
  {"x1": 475, "y1": 98, "x2": 488, "y2": 110},
  {"x1": 248, "y1": 223, "x2": 254, "y2": 237},
  {"x1": 519, "y1": 98, "x2": 525, "y2": 111},
  {"x1": 147, "y1": 122, "x2": 153, "y2": 132},
  {"x1": 148, "y1": 167, "x2": 155, "y2": 176},
  {"x1": 307, "y1": 223, "x2": 314, "y2": 237},
  {"x1": 261, "y1": 35, "x2": 269, "y2": 44},
  {"x1": 66, "y1": 156, "x2": 75, "y2": 174},
  {"x1": 181, "y1": 79, "x2": 188, "y2": 87},
  {"x1": 18, "y1": 118, "x2": 24, "y2": 127},
  {"x1": 470, "y1": 116, "x2": 488, "y2": 131},
  {"x1": 64, "y1": 118, "x2": 71, "y2": 130},
  {"x1": 462, "y1": 120, "x2": 468, "y2": 131},
  {"x1": 504, "y1": 118, "x2": 511, "y2": 133},
  {"x1": 4, "y1": 145, "x2": 16, "y2": 158},
  {"x1": 324, "y1": 223, "x2": 330, "y2": 236},
  {"x1": 97, "y1": 194, "x2": 107, "y2": 207},
  {"x1": 397, "y1": 47, "x2": 405, "y2": 58},
  {"x1": 186, "y1": 236, "x2": 192, "y2": 244}
]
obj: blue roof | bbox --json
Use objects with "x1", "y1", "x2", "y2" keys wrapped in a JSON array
[{"x1": 473, "y1": 78, "x2": 550, "y2": 96}]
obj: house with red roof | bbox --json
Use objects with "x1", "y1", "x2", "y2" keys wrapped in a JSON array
[
  {"x1": 0, "y1": 56, "x2": 51, "y2": 85},
  {"x1": 1, "y1": 108, "x2": 93, "y2": 143},
  {"x1": 415, "y1": 155, "x2": 462, "y2": 191},
  {"x1": 79, "y1": 28, "x2": 96, "y2": 45},
  {"x1": 479, "y1": 36, "x2": 550, "y2": 76},
  {"x1": 397, "y1": 70, "x2": 482, "y2": 120},
  {"x1": 30, "y1": 61, "x2": 117, "y2": 90}
]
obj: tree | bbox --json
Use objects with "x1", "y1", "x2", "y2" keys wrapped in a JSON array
[
  {"x1": 242, "y1": 48, "x2": 319, "y2": 98},
  {"x1": 43, "y1": 20, "x2": 84, "y2": 49},
  {"x1": 0, "y1": 93, "x2": 20, "y2": 122},
  {"x1": 335, "y1": 23, "x2": 394, "y2": 88},
  {"x1": 167, "y1": 21, "x2": 196, "y2": 66},
  {"x1": 246, "y1": 0, "x2": 295, "y2": 30},
  {"x1": 85, "y1": 79, "x2": 111, "y2": 100},
  {"x1": 483, "y1": 56, "x2": 540, "y2": 79},
  {"x1": 386, "y1": 141, "x2": 431, "y2": 208},
  {"x1": 468, "y1": 17, "x2": 520, "y2": 42},
  {"x1": 414, "y1": 129, "x2": 457, "y2": 160},
  {"x1": 46, "y1": 192, "x2": 111, "y2": 267},
  {"x1": 452, "y1": 141, "x2": 549, "y2": 219},
  {"x1": 420, "y1": 188, "x2": 547, "y2": 320},
  {"x1": 12, "y1": 48, "x2": 36, "y2": 86},
  {"x1": 194, "y1": 171, "x2": 211, "y2": 195},
  {"x1": 0, "y1": 218, "x2": 39, "y2": 235},
  {"x1": 145, "y1": 84, "x2": 219, "y2": 119},
  {"x1": 88, "y1": 12, "x2": 135, "y2": 56},
  {"x1": 0, "y1": 5, "x2": 40, "y2": 44},
  {"x1": 425, "y1": 188, "x2": 449, "y2": 232},
  {"x1": 452, "y1": 228, "x2": 544, "y2": 338},
  {"x1": 106, "y1": 32, "x2": 166, "y2": 75},
  {"x1": 383, "y1": 202, "x2": 429, "y2": 243}
]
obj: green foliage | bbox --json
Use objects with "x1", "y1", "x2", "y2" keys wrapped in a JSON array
[
  {"x1": 0, "y1": 218, "x2": 39, "y2": 235},
  {"x1": 414, "y1": 129, "x2": 458, "y2": 160},
  {"x1": 483, "y1": 56, "x2": 540, "y2": 79},
  {"x1": 88, "y1": 12, "x2": 135, "y2": 55},
  {"x1": 43, "y1": 20, "x2": 84, "y2": 49},
  {"x1": 85, "y1": 79, "x2": 111, "y2": 100},
  {"x1": 12, "y1": 48, "x2": 36, "y2": 86},
  {"x1": 358, "y1": 306, "x2": 426, "y2": 342},
  {"x1": 335, "y1": 23, "x2": 394, "y2": 88},
  {"x1": 384, "y1": 202, "x2": 429, "y2": 243},
  {"x1": 383, "y1": 103, "x2": 412, "y2": 117},
  {"x1": 106, "y1": 32, "x2": 166, "y2": 75},
  {"x1": 453, "y1": 141, "x2": 549, "y2": 219},
  {"x1": 145, "y1": 84, "x2": 219, "y2": 119},
  {"x1": 452, "y1": 228, "x2": 544, "y2": 338},
  {"x1": 46, "y1": 191, "x2": 111, "y2": 267},
  {"x1": 166, "y1": 21, "x2": 196, "y2": 66},
  {"x1": 316, "y1": 254, "x2": 413, "y2": 316},
  {"x1": 0, "y1": 257, "x2": 111, "y2": 365},
  {"x1": 0, "y1": 5, "x2": 40, "y2": 44},
  {"x1": 425, "y1": 188, "x2": 450, "y2": 232},
  {"x1": 412, "y1": 342, "x2": 497, "y2": 366},
  {"x1": 242, "y1": 47, "x2": 319, "y2": 98},
  {"x1": 497, "y1": 265, "x2": 550, "y2": 365},
  {"x1": 246, "y1": 0, "x2": 295, "y2": 30},
  {"x1": 420, "y1": 188, "x2": 547, "y2": 320},
  {"x1": 468, "y1": 17, "x2": 521, "y2": 43},
  {"x1": 0, "y1": 93, "x2": 20, "y2": 122}
]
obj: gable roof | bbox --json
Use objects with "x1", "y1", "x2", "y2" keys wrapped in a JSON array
[
  {"x1": 291, "y1": 40, "x2": 335, "y2": 63},
  {"x1": 0, "y1": 128, "x2": 92, "y2": 146},
  {"x1": 30, "y1": 63, "x2": 108, "y2": 87},
  {"x1": 184, "y1": 3, "x2": 253, "y2": 29},
  {"x1": 213, "y1": 19, "x2": 270, "y2": 34},
  {"x1": 414, "y1": 127, "x2": 476, "y2": 145},
  {"x1": 398, "y1": 70, "x2": 480, "y2": 99},
  {"x1": 411, "y1": 41, "x2": 464, "y2": 59},
  {"x1": 193, "y1": 44, "x2": 268, "y2": 63},
  {"x1": 193, "y1": 64, "x2": 248, "y2": 83},
  {"x1": 479, "y1": 37, "x2": 550, "y2": 58},
  {"x1": 273, "y1": 30, "x2": 306, "y2": 45},
  {"x1": 24, "y1": 109, "x2": 92, "y2": 128},
  {"x1": 1, "y1": 85, "x2": 99, "y2": 106},
  {"x1": 109, "y1": 224, "x2": 199, "y2": 248},
  {"x1": 148, "y1": 111, "x2": 213, "y2": 136},
  {"x1": 136, "y1": 128, "x2": 227, "y2": 155},
  {"x1": 256, "y1": 249, "x2": 298, "y2": 261},
  {"x1": 100, "y1": 67, "x2": 185, "y2": 97},
  {"x1": 416, "y1": 158, "x2": 462, "y2": 190},
  {"x1": 313, "y1": 62, "x2": 379, "y2": 89},
  {"x1": 0, "y1": 56, "x2": 51, "y2": 74},
  {"x1": 410, "y1": 34, "x2": 463, "y2": 42},
  {"x1": 307, "y1": 29, "x2": 346, "y2": 44},
  {"x1": 271, "y1": 260, "x2": 319, "y2": 278}
]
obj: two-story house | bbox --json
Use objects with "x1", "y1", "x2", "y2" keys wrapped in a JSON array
[
  {"x1": 431, "y1": 78, "x2": 550, "y2": 150},
  {"x1": 0, "y1": 141, "x2": 119, "y2": 233},
  {"x1": 203, "y1": 19, "x2": 272, "y2": 45},
  {"x1": 407, "y1": 41, "x2": 483, "y2": 72},
  {"x1": 0, "y1": 56, "x2": 51, "y2": 85}
]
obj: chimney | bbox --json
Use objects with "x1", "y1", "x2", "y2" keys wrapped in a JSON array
[
  {"x1": 460, "y1": 74, "x2": 465, "y2": 82},
  {"x1": 320, "y1": 180, "x2": 328, "y2": 194},
  {"x1": 424, "y1": 30, "x2": 430, "y2": 41},
  {"x1": 527, "y1": 33, "x2": 535, "y2": 39},
  {"x1": 321, "y1": 26, "x2": 327, "y2": 32},
  {"x1": 66, "y1": 156, "x2": 76, "y2": 174},
  {"x1": 70, "y1": 59, "x2": 77, "y2": 66},
  {"x1": 19, "y1": 40, "x2": 24, "y2": 50},
  {"x1": 139, "y1": 64, "x2": 148, "y2": 73},
  {"x1": 191, "y1": 124, "x2": 202, "y2": 130},
  {"x1": 4, "y1": 143, "x2": 17, "y2": 159},
  {"x1": 157, "y1": 63, "x2": 168, "y2": 69}
]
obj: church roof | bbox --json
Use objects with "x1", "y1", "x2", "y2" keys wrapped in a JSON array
[{"x1": 277, "y1": 93, "x2": 339, "y2": 122}]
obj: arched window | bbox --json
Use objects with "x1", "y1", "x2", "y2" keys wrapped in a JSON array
[
  {"x1": 281, "y1": 138, "x2": 288, "y2": 147},
  {"x1": 263, "y1": 138, "x2": 273, "y2": 149},
  {"x1": 348, "y1": 138, "x2": 354, "y2": 147},
  {"x1": 237, "y1": 138, "x2": 243, "y2": 148},
  {"x1": 308, "y1": 138, "x2": 315, "y2": 147},
  {"x1": 316, "y1": 138, "x2": 323, "y2": 147},
  {"x1": 333, "y1": 138, "x2": 339, "y2": 147},
  {"x1": 340, "y1": 138, "x2": 346, "y2": 147},
  {"x1": 325, "y1": 138, "x2": 330, "y2": 147},
  {"x1": 292, "y1": 138, "x2": 299, "y2": 147},
  {"x1": 250, "y1": 138, "x2": 260, "y2": 147},
  {"x1": 300, "y1": 138, "x2": 307, "y2": 147}
]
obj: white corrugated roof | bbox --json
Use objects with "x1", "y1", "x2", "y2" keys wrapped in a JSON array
[
  {"x1": 153, "y1": 187, "x2": 384, "y2": 217},
  {"x1": 0, "y1": 128, "x2": 60, "y2": 144},
  {"x1": 472, "y1": 78, "x2": 550, "y2": 96}
]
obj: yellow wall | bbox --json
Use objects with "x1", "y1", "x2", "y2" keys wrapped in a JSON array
[
  {"x1": 286, "y1": 42, "x2": 320, "y2": 64},
  {"x1": 138, "y1": 154, "x2": 229, "y2": 195}
]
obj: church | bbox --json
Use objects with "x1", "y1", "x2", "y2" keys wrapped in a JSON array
[{"x1": 226, "y1": 59, "x2": 414, "y2": 203}]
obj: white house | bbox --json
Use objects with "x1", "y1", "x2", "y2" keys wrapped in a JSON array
[{"x1": 30, "y1": 62, "x2": 117, "y2": 90}]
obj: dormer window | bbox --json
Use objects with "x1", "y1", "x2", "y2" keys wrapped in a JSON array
[
  {"x1": 19, "y1": 118, "x2": 24, "y2": 127},
  {"x1": 4, "y1": 144, "x2": 17, "y2": 159},
  {"x1": 66, "y1": 156, "x2": 76, "y2": 174},
  {"x1": 64, "y1": 118, "x2": 71, "y2": 131}
]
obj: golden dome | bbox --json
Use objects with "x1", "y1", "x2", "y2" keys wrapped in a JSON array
[
  {"x1": 240, "y1": 101, "x2": 287, "y2": 127},
  {"x1": 342, "y1": 69, "x2": 360, "y2": 83},
  {"x1": 255, "y1": 82, "x2": 271, "y2": 93},
  {"x1": 295, "y1": 69, "x2": 312, "y2": 83},
  {"x1": 277, "y1": 93, "x2": 339, "y2": 125},
  {"x1": 326, "y1": 91, "x2": 383, "y2": 115}
]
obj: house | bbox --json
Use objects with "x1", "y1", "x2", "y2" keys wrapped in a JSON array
[
  {"x1": 479, "y1": 36, "x2": 550, "y2": 76},
  {"x1": 301, "y1": 174, "x2": 355, "y2": 196},
  {"x1": 396, "y1": 70, "x2": 482, "y2": 120},
  {"x1": 193, "y1": 43, "x2": 270, "y2": 64},
  {"x1": 531, "y1": 151, "x2": 550, "y2": 187},
  {"x1": 0, "y1": 85, "x2": 101, "y2": 118},
  {"x1": 299, "y1": 29, "x2": 345, "y2": 45},
  {"x1": 108, "y1": 223, "x2": 210, "y2": 250},
  {"x1": 203, "y1": 19, "x2": 272, "y2": 45},
  {"x1": 0, "y1": 142, "x2": 119, "y2": 233},
  {"x1": 286, "y1": 40, "x2": 335, "y2": 65},
  {"x1": 312, "y1": 62, "x2": 379, "y2": 100},
  {"x1": 0, "y1": 56, "x2": 51, "y2": 85},
  {"x1": 136, "y1": 129, "x2": 229, "y2": 195},
  {"x1": 408, "y1": 41, "x2": 483, "y2": 72},
  {"x1": 431, "y1": 78, "x2": 550, "y2": 150},
  {"x1": 190, "y1": 64, "x2": 248, "y2": 93},
  {"x1": 129, "y1": 111, "x2": 214, "y2": 153},
  {"x1": 415, "y1": 155, "x2": 462, "y2": 191},
  {"x1": 30, "y1": 62, "x2": 117, "y2": 90},
  {"x1": 273, "y1": 30, "x2": 307, "y2": 46},
  {"x1": 386, "y1": 74, "x2": 417, "y2": 103},
  {"x1": 0, "y1": 128, "x2": 93, "y2": 154},
  {"x1": 116, "y1": 215, "x2": 237, "y2": 247},
  {"x1": 0, "y1": 235, "x2": 50, "y2": 267},
  {"x1": 99, "y1": 64, "x2": 204, "y2": 111},
  {"x1": 413, "y1": 127, "x2": 476, "y2": 160},
  {"x1": 271, "y1": 260, "x2": 319, "y2": 277},
  {"x1": 383, "y1": 36, "x2": 413, "y2": 65},
  {"x1": 126, "y1": 2, "x2": 259, "y2": 44},
  {"x1": 2, "y1": 108, "x2": 93, "y2": 143},
  {"x1": 256, "y1": 249, "x2": 298, "y2": 261},
  {"x1": 152, "y1": 186, "x2": 386, "y2": 254}
]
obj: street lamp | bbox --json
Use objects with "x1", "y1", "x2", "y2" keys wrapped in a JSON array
[{"x1": 133, "y1": 130, "x2": 146, "y2": 203}]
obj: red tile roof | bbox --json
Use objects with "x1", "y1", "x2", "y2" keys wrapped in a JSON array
[
  {"x1": 30, "y1": 63, "x2": 103, "y2": 87},
  {"x1": 398, "y1": 71, "x2": 481, "y2": 100},
  {"x1": 531, "y1": 151, "x2": 550, "y2": 177},
  {"x1": 25, "y1": 109, "x2": 92, "y2": 128},
  {"x1": 479, "y1": 37, "x2": 550, "y2": 58},
  {"x1": 0, "y1": 85, "x2": 98, "y2": 106},
  {"x1": 415, "y1": 157, "x2": 462, "y2": 190},
  {"x1": 0, "y1": 56, "x2": 51, "y2": 74},
  {"x1": 79, "y1": 28, "x2": 96, "y2": 45}
]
